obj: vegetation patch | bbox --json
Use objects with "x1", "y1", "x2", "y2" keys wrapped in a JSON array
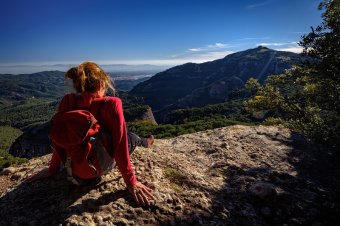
[
  {"x1": 0, "y1": 126, "x2": 27, "y2": 170},
  {"x1": 0, "y1": 126, "x2": 22, "y2": 151},
  {"x1": 0, "y1": 150, "x2": 27, "y2": 170},
  {"x1": 0, "y1": 99, "x2": 58, "y2": 129},
  {"x1": 163, "y1": 167, "x2": 185, "y2": 183},
  {"x1": 163, "y1": 167, "x2": 186, "y2": 192},
  {"x1": 128, "y1": 116, "x2": 256, "y2": 139},
  {"x1": 244, "y1": 0, "x2": 340, "y2": 153},
  {"x1": 164, "y1": 99, "x2": 254, "y2": 124}
]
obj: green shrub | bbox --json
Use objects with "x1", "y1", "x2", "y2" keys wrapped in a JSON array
[
  {"x1": 163, "y1": 167, "x2": 185, "y2": 183},
  {"x1": 127, "y1": 116, "x2": 256, "y2": 139},
  {"x1": 0, "y1": 150, "x2": 28, "y2": 170},
  {"x1": 0, "y1": 126, "x2": 22, "y2": 151},
  {"x1": 0, "y1": 126, "x2": 27, "y2": 170}
]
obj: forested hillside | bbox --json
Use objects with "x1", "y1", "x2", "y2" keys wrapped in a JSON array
[
  {"x1": 0, "y1": 71, "x2": 66, "y2": 108},
  {"x1": 0, "y1": 99, "x2": 59, "y2": 130}
]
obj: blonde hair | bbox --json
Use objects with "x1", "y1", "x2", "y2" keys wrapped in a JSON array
[{"x1": 65, "y1": 61, "x2": 114, "y2": 94}]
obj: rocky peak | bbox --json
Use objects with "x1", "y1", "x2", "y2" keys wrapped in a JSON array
[{"x1": 1, "y1": 125, "x2": 339, "y2": 225}]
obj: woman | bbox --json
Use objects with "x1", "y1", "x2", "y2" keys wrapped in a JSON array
[{"x1": 28, "y1": 62, "x2": 155, "y2": 206}]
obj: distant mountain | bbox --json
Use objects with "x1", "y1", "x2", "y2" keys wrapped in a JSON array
[
  {"x1": 0, "y1": 71, "x2": 66, "y2": 108},
  {"x1": 101, "y1": 64, "x2": 170, "y2": 73},
  {"x1": 0, "y1": 63, "x2": 170, "y2": 75},
  {"x1": 0, "y1": 70, "x2": 157, "y2": 108},
  {"x1": 130, "y1": 46, "x2": 309, "y2": 111}
]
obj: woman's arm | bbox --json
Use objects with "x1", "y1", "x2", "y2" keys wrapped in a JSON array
[
  {"x1": 104, "y1": 97, "x2": 154, "y2": 205},
  {"x1": 105, "y1": 97, "x2": 137, "y2": 187}
]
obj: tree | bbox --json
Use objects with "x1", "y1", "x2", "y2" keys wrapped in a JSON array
[
  {"x1": 299, "y1": 0, "x2": 340, "y2": 113},
  {"x1": 245, "y1": 0, "x2": 340, "y2": 152}
]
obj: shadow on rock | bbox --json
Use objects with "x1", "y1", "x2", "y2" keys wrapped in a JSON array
[
  {"x1": 209, "y1": 132, "x2": 340, "y2": 226},
  {"x1": 0, "y1": 172, "x2": 130, "y2": 226}
]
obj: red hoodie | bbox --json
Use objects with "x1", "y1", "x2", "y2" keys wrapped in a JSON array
[{"x1": 48, "y1": 92, "x2": 137, "y2": 188}]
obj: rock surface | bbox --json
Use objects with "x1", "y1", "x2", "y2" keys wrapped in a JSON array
[
  {"x1": 9, "y1": 121, "x2": 52, "y2": 158},
  {"x1": 1, "y1": 125, "x2": 339, "y2": 226}
]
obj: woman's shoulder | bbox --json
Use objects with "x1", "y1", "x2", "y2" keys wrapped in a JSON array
[
  {"x1": 60, "y1": 93, "x2": 78, "y2": 101},
  {"x1": 58, "y1": 93, "x2": 79, "y2": 112},
  {"x1": 105, "y1": 96, "x2": 121, "y2": 102},
  {"x1": 99, "y1": 96, "x2": 123, "y2": 112},
  {"x1": 104, "y1": 96, "x2": 122, "y2": 105}
]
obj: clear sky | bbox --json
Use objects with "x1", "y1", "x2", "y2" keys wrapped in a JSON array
[{"x1": 0, "y1": 0, "x2": 323, "y2": 73}]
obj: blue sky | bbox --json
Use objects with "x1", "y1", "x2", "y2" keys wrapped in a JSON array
[{"x1": 0, "y1": 0, "x2": 323, "y2": 73}]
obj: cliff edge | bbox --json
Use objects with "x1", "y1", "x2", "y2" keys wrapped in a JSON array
[{"x1": 0, "y1": 125, "x2": 339, "y2": 225}]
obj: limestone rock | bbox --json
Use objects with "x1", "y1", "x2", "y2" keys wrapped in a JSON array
[
  {"x1": 2, "y1": 167, "x2": 17, "y2": 175},
  {"x1": 0, "y1": 125, "x2": 338, "y2": 226}
]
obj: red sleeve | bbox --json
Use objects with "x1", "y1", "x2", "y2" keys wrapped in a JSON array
[{"x1": 103, "y1": 97, "x2": 137, "y2": 188}]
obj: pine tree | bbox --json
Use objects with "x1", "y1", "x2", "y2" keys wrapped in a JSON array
[{"x1": 245, "y1": 0, "x2": 340, "y2": 152}]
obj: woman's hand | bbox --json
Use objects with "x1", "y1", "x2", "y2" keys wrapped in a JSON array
[
  {"x1": 128, "y1": 182, "x2": 155, "y2": 206},
  {"x1": 25, "y1": 167, "x2": 50, "y2": 182}
]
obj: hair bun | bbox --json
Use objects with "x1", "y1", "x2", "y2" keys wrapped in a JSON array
[
  {"x1": 65, "y1": 67, "x2": 79, "y2": 80},
  {"x1": 65, "y1": 61, "x2": 114, "y2": 93}
]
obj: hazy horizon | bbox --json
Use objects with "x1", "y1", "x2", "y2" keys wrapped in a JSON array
[{"x1": 0, "y1": 63, "x2": 172, "y2": 75}]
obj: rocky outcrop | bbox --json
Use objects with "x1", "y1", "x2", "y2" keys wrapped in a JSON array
[
  {"x1": 139, "y1": 107, "x2": 157, "y2": 125},
  {"x1": 1, "y1": 125, "x2": 339, "y2": 225},
  {"x1": 129, "y1": 106, "x2": 158, "y2": 125},
  {"x1": 9, "y1": 121, "x2": 52, "y2": 158},
  {"x1": 124, "y1": 105, "x2": 158, "y2": 125}
]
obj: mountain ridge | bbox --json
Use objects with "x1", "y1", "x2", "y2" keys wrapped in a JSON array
[{"x1": 130, "y1": 47, "x2": 308, "y2": 112}]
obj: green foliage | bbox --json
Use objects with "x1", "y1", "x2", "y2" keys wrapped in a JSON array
[
  {"x1": 263, "y1": 117, "x2": 286, "y2": 126},
  {"x1": 165, "y1": 99, "x2": 254, "y2": 124},
  {"x1": 128, "y1": 116, "x2": 256, "y2": 139},
  {"x1": 117, "y1": 91, "x2": 145, "y2": 108},
  {"x1": 0, "y1": 99, "x2": 58, "y2": 130},
  {"x1": 163, "y1": 167, "x2": 185, "y2": 183},
  {"x1": 124, "y1": 105, "x2": 149, "y2": 122},
  {"x1": 244, "y1": 77, "x2": 262, "y2": 96},
  {"x1": 0, "y1": 150, "x2": 28, "y2": 170},
  {"x1": 0, "y1": 126, "x2": 27, "y2": 170},
  {"x1": 0, "y1": 126, "x2": 22, "y2": 151},
  {"x1": 245, "y1": 0, "x2": 340, "y2": 152},
  {"x1": 163, "y1": 167, "x2": 185, "y2": 192}
]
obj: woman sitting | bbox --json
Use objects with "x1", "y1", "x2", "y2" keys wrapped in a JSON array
[{"x1": 28, "y1": 61, "x2": 155, "y2": 206}]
